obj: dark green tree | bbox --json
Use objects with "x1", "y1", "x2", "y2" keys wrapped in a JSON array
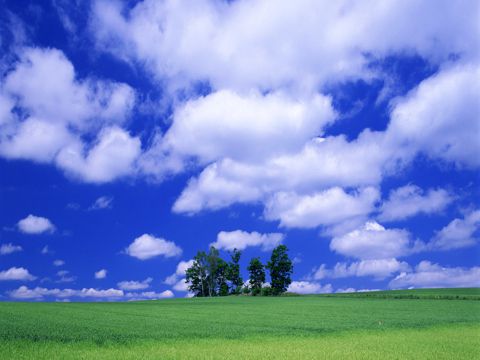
[
  {"x1": 227, "y1": 248, "x2": 243, "y2": 294},
  {"x1": 186, "y1": 251, "x2": 208, "y2": 297},
  {"x1": 216, "y1": 258, "x2": 230, "y2": 296},
  {"x1": 206, "y1": 246, "x2": 221, "y2": 297},
  {"x1": 247, "y1": 257, "x2": 265, "y2": 296},
  {"x1": 266, "y1": 245, "x2": 293, "y2": 295}
]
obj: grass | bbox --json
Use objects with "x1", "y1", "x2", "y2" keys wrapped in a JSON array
[{"x1": 0, "y1": 288, "x2": 479, "y2": 359}]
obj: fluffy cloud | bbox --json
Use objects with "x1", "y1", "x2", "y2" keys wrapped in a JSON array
[
  {"x1": 172, "y1": 279, "x2": 189, "y2": 292},
  {"x1": 0, "y1": 47, "x2": 138, "y2": 182},
  {"x1": 53, "y1": 260, "x2": 65, "y2": 267},
  {"x1": 160, "y1": 90, "x2": 335, "y2": 166},
  {"x1": 94, "y1": 269, "x2": 107, "y2": 279},
  {"x1": 8, "y1": 286, "x2": 124, "y2": 300},
  {"x1": 330, "y1": 221, "x2": 421, "y2": 260},
  {"x1": 0, "y1": 243, "x2": 22, "y2": 255},
  {"x1": 313, "y1": 258, "x2": 410, "y2": 280},
  {"x1": 56, "y1": 126, "x2": 141, "y2": 183},
  {"x1": 89, "y1": 196, "x2": 114, "y2": 210},
  {"x1": 378, "y1": 185, "x2": 453, "y2": 222},
  {"x1": 287, "y1": 281, "x2": 333, "y2": 295},
  {"x1": 385, "y1": 64, "x2": 480, "y2": 168},
  {"x1": 3, "y1": 47, "x2": 134, "y2": 128},
  {"x1": 17, "y1": 214, "x2": 55, "y2": 234},
  {"x1": 125, "y1": 234, "x2": 182, "y2": 260},
  {"x1": 429, "y1": 210, "x2": 480, "y2": 250},
  {"x1": 0, "y1": 267, "x2": 36, "y2": 281},
  {"x1": 164, "y1": 260, "x2": 194, "y2": 285},
  {"x1": 91, "y1": 0, "x2": 478, "y2": 91},
  {"x1": 389, "y1": 261, "x2": 480, "y2": 289},
  {"x1": 8, "y1": 286, "x2": 175, "y2": 300},
  {"x1": 211, "y1": 230, "x2": 284, "y2": 251},
  {"x1": 117, "y1": 277, "x2": 153, "y2": 291},
  {"x1": 264, "y1": 187, "x2": 379, "y2": 229}
]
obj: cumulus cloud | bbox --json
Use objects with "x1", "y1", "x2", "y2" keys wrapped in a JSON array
[
  {"x1": 211, "y1": 230, "x2": 284, "y2": 251},
  {"x1": 117, "y1": 277, "x2": 153, "y2": 291},
  {"x1": 164, "y1": 260, "x2": 194, "y2": 285},
  {"x1": 389, "y1": 261, "x2": 480, "y2": 289},
  {"x1": 94, "y1": 269, "x2": 107, "y2": 279},
  {"x1": 313, "y1": 258, "x2": 410, "y2": 281},
  {"x1": 56, "y1": 127, "x2": 141, "y2": 183},
  {"x1": 89, "y1": 196, "x2": 114, "y2": 210},
  {"x1": 8, "y1": 286, "x2": 125, "y2": 300},
  {"x1": 330, "y1": 221, "x2": 421, "y2": 260},
  {"x1": 17, "y1": 214, "x2": 55, "y2": 234},
  {"x1": 91, "y1": 0, "x2": 478, "y2": 91},
  {"x1": 172, "y1": 279, "x2": 189, "y2": 292},
  {"x1": 53, "y1": 259, "x2": 65, "y2": 267},
  {"x1": 0, "y1": 243, "x2": 23, "y2": 255},
  {"x1": 0, "y1": 267, "x2": 36, "y2": 281},
  {"x1": 429, "y1": 210, "x2": 480, "y2": 250},
  {"x1": 0, "y1": 47, "x2": 138, "y2": 183},
  {"x1": 265, "y1": 187, "x2": 379, "y2": 229},
  {"x1": 157, "y1": 90, "x2": 335, "y2": 167},
  {"x1": 378, "y1": 185, "x2": 453, "y2": 222},
  {"x1": 125, "y1": 234, "x2": 182, "y2": 260},
  {"x1": 8, "y1": 285, "x2": 175, "y2": 300},
  {"x1": 287, "y1": 281, "x2": 333, "y2": 294}
]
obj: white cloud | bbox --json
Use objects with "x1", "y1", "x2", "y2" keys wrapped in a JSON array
[
  {"x1": 117, "y1": 277, "x2": 153, "y2": 291},
  {"x1": 389, "y1": 261, "x2": 480, "y2": 289},
  {"x1": 313, "y1": 258, "x2": 410, "y2": 280},
  {"x1": 89, "y1": 196, "x2": 114, "y2": 210},
  {"x1": 429, "y1": 210, "x2": 480, "y2": 250},
  {"x1": 159, "y1": 90, "x2": 335, "y2": 166},
  {"x1": 330, "y1": 221, "x2": 421, "y2": 260},
  {"x1": 56, "y1": 126, "x2": 141, "y2": 183},
  {"x1": 53, "y1": 260, "x2": 65, "y2": 267},
  {"x1": 164, "y1": 260, "x2": 194, "y2": 285},
  {"x1": 91, "y1": 0, "x2": 478, "y2": 92},
  {"x1": 41, "y1": 246, "x2": 51, "y2": 255},
  {"x1": 287, "y1": 281, "x2": 333, "y2": 294},
  {"x1": 386, "y1": 64, "x2": 480, "y2": 168},
  {"x1": 0, "y1": 47, "x2": 137, "y2": 183},
  {"x1": 56, "y1": 270, "x2": 76, "y2": 283},
  {"x1": 125, "y1": 234, "x2": 182, "y2": 260},
  {"x1": 3, "y1": 47, "x2": 134, "y2": 129},
  {"x1": 378, "y1": 185, "x2": 453, "y2": 222},
  {"x1": 94, "y1": 269, "x2": 107, "y2": 279},
  {"x1": 17, "y1": 214, "x2": 55, "y2": 234},
  {"x1": 8, "y1": 286, "x2": 125, "y2": 300},
  {"x1": 8, "y1": 285, "x2": 175, "y2": 301},
  {"x1": 264, "y1": 187, "x2": 379, "y2": 229},
  {"x1": 172, "y1": 279, "x2": 189, "y2": 292},
  {"x1": 0, "y1": 243, "x2": 22, "y2": 255},
  {"x1": 125, "y1": 290, "x2": 174, "y2": 300},
  {"x1": 211, "y1": 230, "x2": 284, "y2": 251},
  {"x1": 0, "y1": 267, "x2": 36, "y2": 281}
]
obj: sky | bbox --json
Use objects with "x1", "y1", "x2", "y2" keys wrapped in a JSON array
[{"x1": 0, "y1": 0, "x2": 479, "y2": 301}]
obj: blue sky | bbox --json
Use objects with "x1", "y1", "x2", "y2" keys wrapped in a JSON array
[{"x1": 0, "y1": 0, "x2": 479, "y2": 301}]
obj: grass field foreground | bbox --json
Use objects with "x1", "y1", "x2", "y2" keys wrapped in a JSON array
[{"x1": 0, "y1": 288, "x2": 479, "y2": 359}]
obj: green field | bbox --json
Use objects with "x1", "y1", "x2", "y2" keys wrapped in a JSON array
[{"x1": 0, "y1": 288, "x2": 479, "y2": 359}]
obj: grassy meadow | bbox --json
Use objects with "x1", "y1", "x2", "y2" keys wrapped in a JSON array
[{"x1": 0, "y1": 288, "x2": 479, "y2": 359}]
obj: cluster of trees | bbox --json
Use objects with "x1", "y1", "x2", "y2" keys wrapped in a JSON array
[{"x1": 185, "y1": 245, "x2": 293, "y2": 297}]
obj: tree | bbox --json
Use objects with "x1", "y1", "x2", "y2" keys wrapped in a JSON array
[
  {"x1": 247, "y1": 257, "x2": 265, "y2": 296},
  {"x1": 266, "y1": 245, "x2": 293, "y2": 295},
  {"x1": 216, "y1": 258, "x2": 230, "y2": 296},
  {"x1": 227, "y1": 248, "x2": 243, "y2": 295},
  {"x1": 206, "y1": 246, "x2": 221, "y2": 297},
  {"x1": 186, "y1": 251, "x2": 208, "y2": 297}
]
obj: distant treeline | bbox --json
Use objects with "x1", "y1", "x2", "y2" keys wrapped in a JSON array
[{"x1": 185, "y1": 245, "x2": 293, "y2": 297}]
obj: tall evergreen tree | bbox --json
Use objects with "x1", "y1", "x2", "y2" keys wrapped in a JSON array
[
  {"x1": 266, "y1": 245, "x2": 293, "y2": 295},
  {"x1": 247, "y1": 257, "x2": 265, "y2": 296},
  {"x1": 227, "y1": 248, "x2": 243, "y2": 294}
]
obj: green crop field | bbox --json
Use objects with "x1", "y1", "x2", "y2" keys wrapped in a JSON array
[{"x1": 0, "y1": 288, "x2": 479, "y2": 359}]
